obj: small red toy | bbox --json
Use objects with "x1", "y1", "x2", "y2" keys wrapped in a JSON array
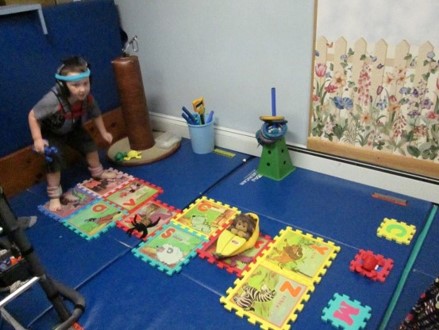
[
  {"x1": 362, "y1": 254, "x2": 378, "y2": 271},
  {"x1": 349, "y1": 249, "x2": 394, "y2": 282}
]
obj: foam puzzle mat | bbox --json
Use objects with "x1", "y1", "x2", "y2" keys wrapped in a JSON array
[
  {"x1": 37, "y1": 169, "x2": 423, "y2": 329},
  {"x1": 78, "y1": 168, "x2": 134, "y2": 198},
  {"x1": 349, "y1": 249, "x2": 394, "y2": 282},
  {"x1": 197, "y1": 228, "x2": 272, "y2": 277},
  {"x1": 171, "y1": 196, "x2": 240, "y2": 238},
  {"x1": 38, "y1": 170, "x2": 164, "y2": 240},
  {"x1": 322, "y1": 293, "x2": 372, "y2": 330},
  {"x1": 220, "y1": 226, "x2": 341, "y2": 329},
  {"x1": 377, "y1": 217, "x2": 417, "y2": 245},
  {"x1": 116, "y1": 199, "x2": 180, "y2": 240},
  {"x1": 38, "y1": 186, "x2": 96, "y2": 222},
  {"x1": 132, "y1": 221, "x2": 208, "y2": 276},
  {"x1": 63, "y1": 199, "x2": 127, "y2": 240},
  {"x1": 13, "y1": 144, "x2": 433, "y2": 330},
  {"x1": 128, "y1": 196, "x2": 243, "y2": 276}
]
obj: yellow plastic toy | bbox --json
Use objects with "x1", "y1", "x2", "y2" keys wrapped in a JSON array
[
  {"x1": 123, "y1": 150, "x2": 142, "y2": 160},
  {"x1": 215, "y1": 212, "x2": 260, "y2": 258}
]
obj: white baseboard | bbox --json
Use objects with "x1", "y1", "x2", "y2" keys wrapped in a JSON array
[{"x1": 150, "y1": 112, "x2": 439, "y2": 204}]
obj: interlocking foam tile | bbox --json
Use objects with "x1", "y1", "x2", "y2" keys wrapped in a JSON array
[
  {"x1": 349, "y1": 249, "x2": 394, "y2": 282},
  {"x1": 377, "y1": 217, "x2": 416, "y2": 245},
  {"x1": 38, "y1": 185, "x2": 96, "y2": 222},
  {"x1": 171, "y1": 196, "x2": 240, "y2": 238},
  {"x1": 103, "y1": 178, "x2": 163, "y2": 212},
  {"x1": 221, "y1": 262, "x2": 314, "y2": 330},
  {"x1": 63, "y1": 199, "x2": 127, "y2": 240},
  {"x1": 132, "y1": 221, "x2": 207, "y2": 276},
  {"x1": 322, "y1": 293, "x2": 371, "y2": 330},
  {"x1": 197, "y1": 227, "x2": 272, "y2": 277},
  {"x1": 116, "y1": 199, "x2": 180, "y2": 240},
  {"x1": 262, "y1": 226, "x2": 341, "y2": 285},
  {"x1": 78, "y1": 168, "x2": 134, "y2": 198},
  {"x1": 220, "y1": 225, "x2": 342, "y2": 329}
]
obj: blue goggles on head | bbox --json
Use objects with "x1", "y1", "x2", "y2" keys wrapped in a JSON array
[{"x1": 55, "y1": 68, "x2": 91, "y2": 82}]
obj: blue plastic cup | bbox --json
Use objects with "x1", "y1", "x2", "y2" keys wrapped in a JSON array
[{"x1": 188, "y1": 120, "x2": 215, "y2": 154}]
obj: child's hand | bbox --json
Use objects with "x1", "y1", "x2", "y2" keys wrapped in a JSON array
[
  {"x1": 102, "y1": 132, "x2": 113, "y2": 145},
  {"x1": 33, "y1": 139, "x2": 48, "y2": 153}
]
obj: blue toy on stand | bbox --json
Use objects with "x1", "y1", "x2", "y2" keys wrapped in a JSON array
[{"x1": 256, "y1": 88, "x2": 295, "y2": 180}]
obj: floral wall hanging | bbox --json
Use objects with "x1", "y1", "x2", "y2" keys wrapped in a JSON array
[{"x1": 308, "y1": 0, "x2": 439, "y2": 179}]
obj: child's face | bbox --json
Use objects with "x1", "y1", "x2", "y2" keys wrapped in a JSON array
[{"x1": 66, "y1": 77, "x2": 90, "y2": 101}]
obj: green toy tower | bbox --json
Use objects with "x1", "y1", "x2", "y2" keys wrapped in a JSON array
[
  {"x1": 257, "y1": 137, "x2": 294, "y2": 180},
  {"x1": 256, "y1": 88, "x2": 295, "y2": 181}
]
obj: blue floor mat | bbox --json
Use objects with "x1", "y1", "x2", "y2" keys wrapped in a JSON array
[
  {"x1": 114, "y1": 140, "x2": 251, "y2": 209},
  {"x1": 0, "y1": 147, "x2": 435, "y2": 329},
  {"x1": 1, "y1": 214, "x2": 132, "y2": 327},
  {"x1": 29, "y1": 252, "x2": 257, "y2": 330},
  {"x1": 384, "y1": 205, "x2": 439, "y2": 328},
  {"x1": 411, "y1": 207, "x2": 439, "y2": 277},
  {"x1": 205, "y1": 157, "x2": 433, "y2": 329},
  {"x1": 386, "y1": 269, "x2": 436, "y2": 328},
  {"x1": 0, "y1": 142, "x2": 251, "y2": 328}
]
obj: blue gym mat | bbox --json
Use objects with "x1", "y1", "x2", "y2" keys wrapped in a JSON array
[
  {"x1": 386, "y1": 205, "x2": 439, "y2": 328},
  {"x1": 203, "y1": 157, "x2": 434, "y2": 329},
  {"x1": 2, "y1": 141, "x2": 250, "y2": 329},
  {"x1": 1, "y1": 143, "x2": 435, "y2": 329}
]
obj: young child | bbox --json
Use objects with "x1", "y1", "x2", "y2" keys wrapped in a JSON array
[{"x1": 28, "y1": 56, "x2": 115, "y2": 211}]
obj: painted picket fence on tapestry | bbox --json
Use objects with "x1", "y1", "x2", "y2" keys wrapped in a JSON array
[{"x1": 309, "y1": 36, "x2": 439, "y2": 163}]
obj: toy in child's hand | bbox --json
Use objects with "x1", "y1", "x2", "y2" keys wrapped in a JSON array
[
  {"x1": 43, "y1": 146, "x2": 58, "y2": 162},
  {"x1": 215, "y1": 213, "x2": 260, "y2": 258},
  {"x1": 33, "y1": 145, "x2": 59, "y2": 163}
]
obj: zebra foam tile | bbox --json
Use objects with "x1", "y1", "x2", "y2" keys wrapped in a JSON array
[
  {"x1": 117, "y1": 199, "x2": 181, "y2": 240},
  {"x1": 38, "y1": 185, "x2": 96, "y2": 221},
  {"x1": 103, "y1": 178, "x2": 163, "y2": 212},
  {"x1": 63, "y1": 199, "x2": 127, "y2": 240},
  {"x1": 197, "y1": 228, "x2": 272, "y2": 277},
  {"x1": 377, "y1": 217, "x2": 416, "y2": 245},
  {"x1": 262, "y1": 226, "x2": 341, "y2": 285},
  {"x1": 171, "y1": 196, "x2": 240, "y2": 238},
  {"x1": 132, "y1": 221, "x2": 207, "y2": 276},
  {"x1": 220, "y1": 262, "x2": 314, "y2": 330},
  {"x1": 78, "y1": 168, "x2": 134, "y2": 198}
]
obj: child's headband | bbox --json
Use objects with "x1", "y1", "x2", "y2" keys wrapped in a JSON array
[{"x1": 55, "y1": 68, "x2": 91, "y2": 82}]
